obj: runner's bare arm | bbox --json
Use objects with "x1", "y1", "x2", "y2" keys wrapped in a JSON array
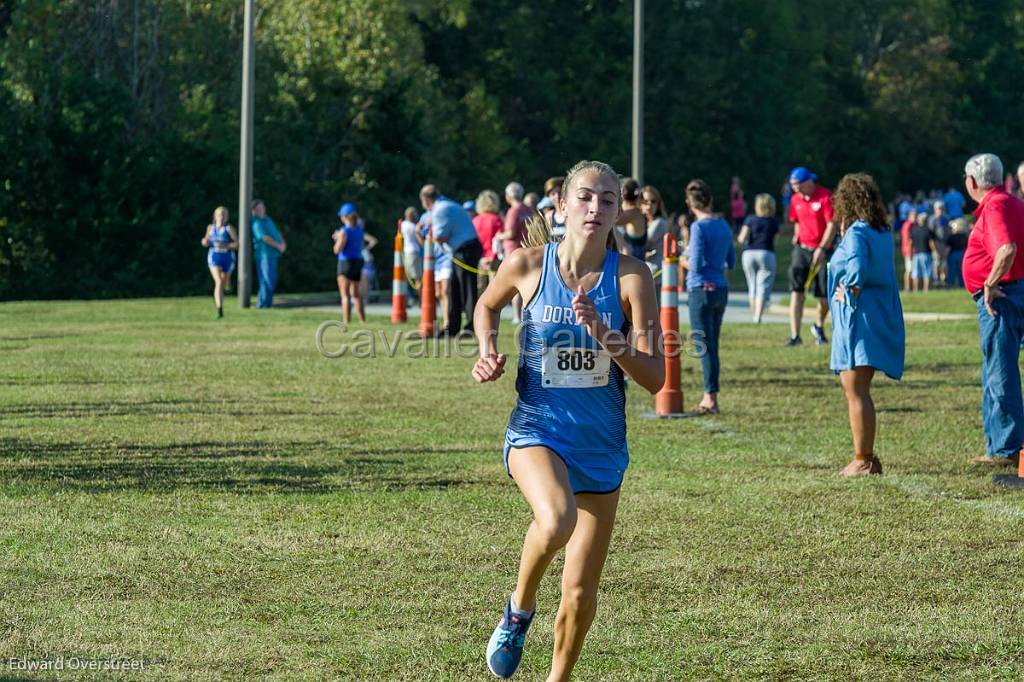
[
  {"x1": 611, "y1": 257, "x2": 665, "y2": 393},
  {"x1": 737, "y1": 224, "x2": 750, "y2": 246},
  {"x1": 572, "y1": 256, "x2": 664, "y2": 394},
  {"x1": 472, "y1": 247, "x2": 543, "y2": 382}
]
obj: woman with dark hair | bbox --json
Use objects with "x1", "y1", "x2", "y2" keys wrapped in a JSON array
[
  {"x1": 828, "y1": 173, "x2": 905, "y2": 476},
  {"x1": 617, "y1": 177, "x2": 648, "y2": 260},
  {"x1": 640, "y1": 184, "x2": 671, "y2": 274},
  {"x1": 679, "y1": 179, "x2": 735, "y2": 415}
]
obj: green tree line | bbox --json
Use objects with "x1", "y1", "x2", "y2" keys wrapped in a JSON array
[{"x1": 1, "y1": 0, "x2": 1022, "y2": 299}]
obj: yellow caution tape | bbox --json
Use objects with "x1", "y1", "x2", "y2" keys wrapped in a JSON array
[
  {"x1": 804, "y1": 262, "x2": 821, "y2": 293},
  {"x1": 452, "y1": 256, "x2": 491, "y2": 276}
]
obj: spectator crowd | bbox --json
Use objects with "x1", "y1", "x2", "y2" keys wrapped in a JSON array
[{"x1": 199, "y1": 159, "x2": 1024, "y2": 332}]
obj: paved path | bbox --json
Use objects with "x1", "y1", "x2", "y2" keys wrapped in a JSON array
[{"x1": 295, "y1": 292, "x2": 972, "y2": 324}]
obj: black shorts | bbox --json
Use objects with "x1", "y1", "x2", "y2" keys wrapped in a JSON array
[
  {"x1": 337, "y1": 258, "x2": 364, "y2": 280},
  {"x1": 789, "y1": 245, "x2": 829, "y2": 298}
]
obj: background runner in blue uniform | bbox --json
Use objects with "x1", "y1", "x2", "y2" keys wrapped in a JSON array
[
  {"x1": 472, "y1": 161, "x2": 664, "y2": 681},
  {"x1": 333, "y1": 202, "x2": 370, "y2": 323},
  {"x1": 200, "y1": 206, "x2": 238, "y2": 319}
]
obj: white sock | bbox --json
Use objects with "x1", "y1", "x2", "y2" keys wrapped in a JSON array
[{"x1": 510, "y1": 594, "x2": 534, "y2": 618}]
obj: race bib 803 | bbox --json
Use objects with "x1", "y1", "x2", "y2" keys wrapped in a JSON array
[{"x1": 541, "y1": 346, "x2": 610, "y2": 388}]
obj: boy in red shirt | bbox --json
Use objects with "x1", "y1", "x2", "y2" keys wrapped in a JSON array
[{"x1": 786, "y1": 167, "x2": 837, "y2": 346}]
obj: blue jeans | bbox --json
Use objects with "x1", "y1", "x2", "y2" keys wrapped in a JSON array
[
  {"x1": 911, "y1": 252, "x2": 933, "y2": 281},
  {"x1": 947, "y1": 249, "x2": 964, "y2": 288},
  {"x1": 257, "y1": 255, "x2": 279, "y2": 308},
  {"x1": 688, "y1": 287, "x2": 728, "y2": 394},
  {"x1": 977, "y1": 281, "x2": 1024, "y2": 457}
]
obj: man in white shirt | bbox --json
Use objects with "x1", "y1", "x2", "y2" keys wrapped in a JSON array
[{"x1": 400, "y1": 207, "x2": 423, "y2": 305}]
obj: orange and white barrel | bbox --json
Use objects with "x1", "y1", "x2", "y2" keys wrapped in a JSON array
[
  {"x1": 391, "y1": 230, "x2": 407, "y2": 323},
  {"x1": 418, "y1": 228, "x2": 436, "y2": 337},
  {"x1": 655, "y1": 234, "x2": 683, "y2": 416}
]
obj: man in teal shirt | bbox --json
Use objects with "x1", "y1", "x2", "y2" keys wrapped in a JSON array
[{"x1": 252, "y1": 199, "x2": 286, "y2": 308}]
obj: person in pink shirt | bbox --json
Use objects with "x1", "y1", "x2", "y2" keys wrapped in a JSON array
[
  {"x1": 729, "y1": 176, "x2": 747, "y2": 233},
  {"x1": 900, "y1": 208, "x2": 917, "y2": 291},
  {"x1": 473, "y1": 189, "x2": 503, "y2": 293},
  {"x1": 1004, "y1": 173, "x2": 1017, "y2": 196},
  {"x1": 497, "y1": 181, "x2": 536, "y2": 322}
]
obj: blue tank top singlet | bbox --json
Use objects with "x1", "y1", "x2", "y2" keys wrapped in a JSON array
[
  {"x1": 338, "y1": 223, "x2": 364, "y2": 261},
  {"x1": 208, "y1": 224, "x2": 232, "y2": 254},
  {"x1": 504, "y1": 242, "x2": 629, "y2": 479}
]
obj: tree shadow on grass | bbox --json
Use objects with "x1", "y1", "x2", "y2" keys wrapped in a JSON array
[
  {"x1": 0, "y1": 399, "x2": 315, "y2": 420},
  {"x1": 0, "y1": 378, "x2": 138, "y2": 387},
  {"x1": 0, "y1": 333, "x2": 86, "y2": 342},
  {"x1": 726, "y1": 376, "x2": 833, "y2": 391},
  {"x1": 272, "y1": 293, "x2": 339, "y2": 308},
  {"x1": 0, "y1": 438, "x2": 489, "y2": 494}
]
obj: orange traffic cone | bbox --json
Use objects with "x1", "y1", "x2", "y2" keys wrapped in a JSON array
[
  {"x1": 418, "y1": 228, "x2": 436, "y2": 337},
  {"x1": 391, "y1": 230, "x2": 407, "y2": 323},
  {"x1": 655, "y1": 234, "x2": 684, "y2": 416}
]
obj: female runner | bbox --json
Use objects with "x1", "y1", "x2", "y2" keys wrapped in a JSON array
[
  {"x1": 201, "y1": 206, "x2": 238, "y2": 318},
  {"x1": 472, "y1": 160, "x2": 664, "y2": 680}
]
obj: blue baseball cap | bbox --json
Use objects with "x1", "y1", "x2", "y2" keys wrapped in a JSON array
[
  {"x1": 338, "y1": 202, "x2": 357, "y2": 217},
  {"x1": 789, "y1": 167, "x2": 816, "y2": 183},
  {"x1": 462, "y1": 200, "x2": 475, "y2": 212}
]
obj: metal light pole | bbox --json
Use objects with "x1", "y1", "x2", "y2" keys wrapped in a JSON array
[
  {"x1": 237, "y1": 0, "x2": 255, "y2": 308},
  {"x1": 631, "y1": 0, "x2": 644, "y2": 184}
]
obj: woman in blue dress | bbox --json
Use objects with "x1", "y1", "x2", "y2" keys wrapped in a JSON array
[
  {"x1": 471, "y1": 161, "x2": 664, "y2": 680},
  {"x1": 828, "y1": 173, "x2": 905, "y2": 477},
  {"x1": 200, "y1": 206, "x2": 238, "y2": 319}
]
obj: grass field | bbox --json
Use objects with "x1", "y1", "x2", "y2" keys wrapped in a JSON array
[{"x1": 1, "y1": 296, "x2": 1022, "y2": 680}]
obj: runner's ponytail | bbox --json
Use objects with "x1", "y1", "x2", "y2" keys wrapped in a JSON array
[{"x1": 521, "y1": 216, "x2": 553, "y2": 248}]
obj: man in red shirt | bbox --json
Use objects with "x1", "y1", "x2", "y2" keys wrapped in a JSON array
[
  {"x1": 786, "y1": 167, "x2": 837, "y2": 347},
  {"x1": 962, "y1": 153, "x2": 1024, "y2": 466}
]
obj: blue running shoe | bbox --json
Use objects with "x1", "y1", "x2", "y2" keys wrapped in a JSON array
[
  {"x1": 486, "y1": 598, "x2": 534, "y2": 678},
  {"x1": 812, "y1": 324, "x2": 828, "y2": 346}
]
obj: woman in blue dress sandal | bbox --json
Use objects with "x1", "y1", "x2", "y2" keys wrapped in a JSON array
[{"x1": 828, "y1": 173, "x2": 906, "y2": 477}]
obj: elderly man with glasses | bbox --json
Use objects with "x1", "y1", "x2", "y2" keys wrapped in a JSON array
[{"x1": 962, "y1": 153, "x2": 1024, "y2": 466}]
